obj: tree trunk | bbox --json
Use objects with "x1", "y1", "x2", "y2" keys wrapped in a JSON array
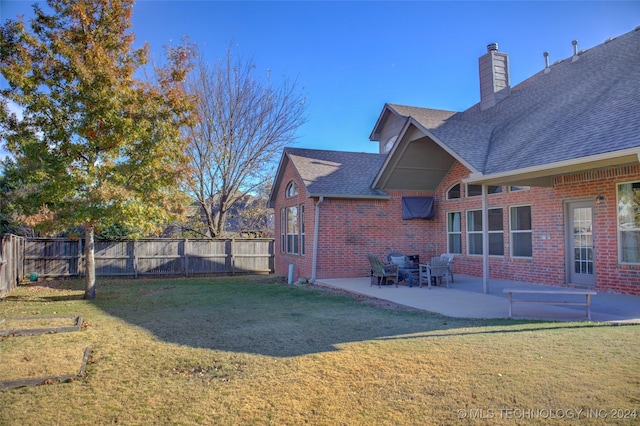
[{"x1": 84, "y1": 225, "x2": 96, "y2": 299}]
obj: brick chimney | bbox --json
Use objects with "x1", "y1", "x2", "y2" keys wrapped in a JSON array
[{"x1": 478, "y1": 43, "x2": 510, "y2": 111}]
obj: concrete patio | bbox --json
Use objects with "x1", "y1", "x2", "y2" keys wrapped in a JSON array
[{"x1": 316, "y1": 274, "x2": 640, "y2": 323}]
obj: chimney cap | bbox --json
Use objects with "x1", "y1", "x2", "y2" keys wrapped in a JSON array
[{"x1": 487, "y1": 43, "x2": 499, "y2": 52}]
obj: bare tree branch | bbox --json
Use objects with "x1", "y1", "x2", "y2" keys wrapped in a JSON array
[{"x1": 183, "y1": 45, "x2": 307, "y2": 237}]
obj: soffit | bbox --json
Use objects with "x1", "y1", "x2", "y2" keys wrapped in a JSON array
[
  {"x1": 376, "y1": 131, "x2": 455, "y2": 191},
  {"x1": 465, "y1": 151, "x2": 640, "y2": 187}
]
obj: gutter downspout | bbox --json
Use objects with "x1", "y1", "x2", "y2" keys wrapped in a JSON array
[{"x1": 309, "y1": 196, "x2": 324, "y2": 283}]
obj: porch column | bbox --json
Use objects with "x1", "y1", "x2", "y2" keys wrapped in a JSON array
[{"x1": 482, "y1": 184, "x2": 489, "y2": 293}]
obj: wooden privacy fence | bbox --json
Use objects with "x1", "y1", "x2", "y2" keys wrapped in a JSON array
[
  {"x1": 22, "y1": 238, "x2": 274, "y2": 279},
  {"x1": 1, "y1": 234, "x2": 26, "y2": 296}
]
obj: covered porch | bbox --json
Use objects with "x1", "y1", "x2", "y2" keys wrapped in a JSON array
[{"x1": 316, "y1": 275, "x2": 640, "y2": 323}]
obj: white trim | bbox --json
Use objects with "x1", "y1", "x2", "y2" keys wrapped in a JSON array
[{"x1": 465, "y1": 148, "x2": 640, "y2": 185}]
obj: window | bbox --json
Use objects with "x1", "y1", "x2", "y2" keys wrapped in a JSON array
[
  {"x1": 618, "y1": 182, "x2": 640, "y2": 263},
  {"x1": 285, "y1": 206, "x2": 299, "y2": 254},
  {"x1": 510, "y1": 205, "x2": 532, "y2": 257},
  {"x1": 281, "y1": 205, "x2": 305, "y2": 255},
  {"x1": 447, "y1": 184, "x2": 461, "y2": 200},
  {"x1": 300, "y1": 205, "x2": 305, "y2": 256},
  {"x1": 285, "y1": 181, "x2": 298, "y2": 197},
  {"x1": 280, "y1": 209, "x2": 285, "y2": 253},
  {"x1": 447, "y1": 212, "x2": 462, "y2": 254},
  {"x1": 509, "y1": 186, "x2": 530, "y2": 192},
  {"x1": 467, "y1": 208, "x2": 504, "y2": 255},
  {"x1": 467, "y1": 184, "x2": 502, "y2": 197}
]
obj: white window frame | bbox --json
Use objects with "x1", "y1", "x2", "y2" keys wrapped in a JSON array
[
  {"x1": 285, "y1": 181, "x2": 298, "y2": 198},
  {"x1": 285, "y1": 205, "x2": 299, "y2": 254},
  {"x1": 510, "y1": 205, "x2": 533, "y2": 258},
  {"x1": 617, "y1": 181, "x2": 640, "y2": 264},
  {"x1": 300, "y1": 204, "x2": 305, "y2": 256},
  {"x1": 508, "y1": 185, "x2": 530, "y2": 192},
  {"x1": 447, "y1": 183, "x2": 461, "y2": 200},
  {"x1": 447, "y1": 211, "x2": 462, "y2": 254},
  {"x1": 467, "y1": 184, "x2": 502, "y2": 197},
  {"x1": 466, "y1": 208, "x2": 504, "y2": 256}
]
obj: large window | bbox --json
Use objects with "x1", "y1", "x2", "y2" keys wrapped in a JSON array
[
  {"x1": 467, "y1": 208, "x2": 504, "y2": 255},
  {"x1": 447, "y1": 212, "x2": 462, "y2": 254},
  {"x1": 284, "y1": 206, "x2": 299, "y2": 254},
  {"x1": 618, "y1": 182, "x2": 640, "y2": 263},
  {"x1": 510, "y1": 205, "x2": 532, "y2": 257}
]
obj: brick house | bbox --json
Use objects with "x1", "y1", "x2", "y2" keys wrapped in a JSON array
[{"x1": 268, "y1": 27, "x2": 640, "y2": 295}]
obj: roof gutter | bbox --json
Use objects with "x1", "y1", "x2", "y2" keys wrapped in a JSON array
[
  {"x1": 309, "y1": 196, "x2": 324, "y2": 283},
  {"x1": 464, "y1": 148, "x2": 640, "y2": 186},
  {"x1": 307, "y1": 193, "x2": 390, "y2": 200}
]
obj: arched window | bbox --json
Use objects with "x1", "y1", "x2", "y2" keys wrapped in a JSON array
[
  {"x1": 285, "y1": 181, "x2": 298, "y2": 197},
  {"x1": 447, "y1": 183, "x2": 461, "y2": 200}
]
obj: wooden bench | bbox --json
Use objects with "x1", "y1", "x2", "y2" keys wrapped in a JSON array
[{"x1": 503, "y1": 289, "x2": 597, "y2": 320}]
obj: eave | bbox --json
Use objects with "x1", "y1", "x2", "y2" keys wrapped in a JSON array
[{"x1": 464, "y1": 148, "x2": 640, "y2": 187}]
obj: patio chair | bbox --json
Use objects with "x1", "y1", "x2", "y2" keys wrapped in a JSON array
[
  {"x1": 439, "y1": 253, "x2": 455, "y2": 282},
  {"x1": 367, "y1": 254, "x2": 399, "y2": 288},
  {"x1": 419, "y1": 256, "x2": 450, "y2": 289},
  {"x1": 387, "y1": 251, "x2": 418, "y2": 286}
]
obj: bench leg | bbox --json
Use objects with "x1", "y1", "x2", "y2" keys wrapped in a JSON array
[
  {"x1": 586, "y1": 294, "x2": 591, "y2": 320},
  {"x1": 508, "y1": 292, "x2": 513, "y2": 318}
]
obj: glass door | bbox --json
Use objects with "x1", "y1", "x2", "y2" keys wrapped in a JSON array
[{"x1": 567, "y1": 201, "x2": 595, "y2": 286}]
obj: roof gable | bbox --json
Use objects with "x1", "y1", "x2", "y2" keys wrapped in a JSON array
[{"x1": 268, "y1": 148, "x2": 389, "y2": 206}]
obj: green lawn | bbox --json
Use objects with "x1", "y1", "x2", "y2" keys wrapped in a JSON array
[{"x1": 1, "y1": 277, "x2": 639, "y2": 425}]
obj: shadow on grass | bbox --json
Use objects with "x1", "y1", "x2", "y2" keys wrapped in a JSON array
[{"x1": 76, "y1": 276, "x2": 611, "y2": 358}]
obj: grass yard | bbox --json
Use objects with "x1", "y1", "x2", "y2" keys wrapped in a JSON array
[{"x1": 1, "y1": 276, "x2": 639, "y2": 425}]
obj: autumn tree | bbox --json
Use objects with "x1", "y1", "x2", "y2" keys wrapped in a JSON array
[
  {"x1": 183, "y1": 46, "x2": 307, "y2": 238},
  {"x1": 0, "y1": 0, "x2": 195, "y2": 299}
]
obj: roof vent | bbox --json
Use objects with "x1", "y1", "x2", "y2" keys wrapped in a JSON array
[
  {"x1": 487, "y1": 43, "x2": 498, "y2": 52},
  {"x1": 572, "y1": 40, "x2": 579, "y2": 62},
  {"x1": 543, "y1": 51, "x2": 550, "y2": 73}
]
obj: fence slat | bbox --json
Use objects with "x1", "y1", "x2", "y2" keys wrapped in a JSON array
[
  {"x1": 1, "y1": 234, "x2": 26, "y2": 296},
  {"x1": 14, "y1": 237, "x2": 274, "y2": 281}
]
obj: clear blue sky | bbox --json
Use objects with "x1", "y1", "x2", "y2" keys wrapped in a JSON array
[{"x1": 1, "y1": 1, "x2": 639, "y2": 156}]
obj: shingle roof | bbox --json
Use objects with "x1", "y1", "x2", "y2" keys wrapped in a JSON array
[
  {"x1": 393, "y1": 27, "x2": 640, "y2": 176},
  {"x1": 386, "y1": 104, "x2": 457, "y2": 129},
  {"x1": 284, "y1": 147, "x2": 388, "y2": 198}
]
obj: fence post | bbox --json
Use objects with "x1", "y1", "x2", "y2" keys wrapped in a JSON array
[
  {"x1": 132, "y1": 240, "x2": 138, "y2": 279},
  {"x1": 183, "y1": 238, "x2": 189, "y2": 277},
  {"x1": 230, "y1": 239, "x2": 235, "y2": 276}
]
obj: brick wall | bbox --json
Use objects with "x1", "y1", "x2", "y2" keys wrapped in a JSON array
[
  {"x1": 274, "y1": 157, "x2": 640, "y2": 295},
  {"x1": 437, "y1": 163, "x2": 640, "y2": 295}
]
